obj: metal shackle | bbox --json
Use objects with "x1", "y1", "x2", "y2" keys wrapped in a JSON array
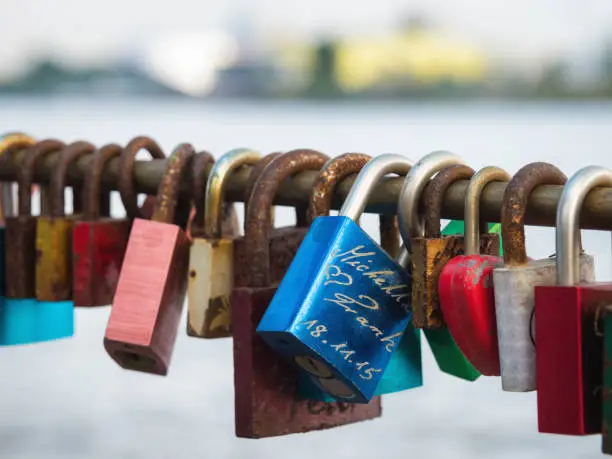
[
  {"x1": 464, "y1": 166, "x2": 510, "y2": 255},
  {"x1": 556, "y1": 165, "x2": 612, "y2": 286},
  {"x1": 339, "y1": 153, "x2": 414, "y2": 221},
  {"x1": 204, "y1": 148, "x2": 261, "y2": 239},
  {"x1": 397, "y1": 150, "x2": 464, "y2": 244},
  {"x1": 0, "y1": 132, "x2": 37, "y2": 221}
]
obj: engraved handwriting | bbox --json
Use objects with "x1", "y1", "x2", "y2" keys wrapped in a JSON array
[
  {"x1": 329, "y1": 244, "x2": 410, "y2": 307},
  {"x1": 324, "y1": 292, "x2": 379, "y2": 311},
  {"x1": 300, "y1": 319, "x2": 383, "y2": 382},
  {"x1": 324, "y1": 264, "x2": 353, "y2": 287}
]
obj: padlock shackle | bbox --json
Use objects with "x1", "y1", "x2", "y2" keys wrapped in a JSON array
[
  {"x1": 464, "y1": 166, "x2": 510, "y2": 255},
  {"x1": 245, "y1": 149, "x2": 329, "y2": 287},
  {"x1": 340, "y1": 153, "x2": 413, "y2": 221},
  {"x1": 50, "y1": 141, "x2": 95, "y2": 218},
  {"x1": 309, "y1": 152, "x2": 371, "y2": 223},
  {"x1": 397, "y1": 150, "x2": 464, "y2": 244},
  {"x1": 500, "y1": 162, "x2": 566, "y2": 267},
  {"x1": 423, "y1": 165, "x2": 474, "y2": 238},
  {"x1": 118, "y1": 136, "x2": 165, "y2": 219},
  {"x1": 0, "y1": 133, "x2": 37, "y2": 219},
  {"x1": 190, "y1": 151, "x2": 214, "y2": 235},
  {"x1": 556, "y1": 165, "x2": 612, "y2": 286},
  {"x1": 18, "y1": 139, "x2": 64, "y2": 217},
  {"x1": 151, "y1": 143, "x2": 195, "y2": 224},
  {"x1": 244, "y1": 152, "x2": 308, "y2": 229},
  {"x1": 309, "y1": 152, "x2": 401, "y2": 257},
  {"x1": 396, "y1": 245, "x2": 410, "y2": 268},
  {"x1": 82, "y1": 144, "x2": 122, "y2": 221},
  {"x1": 203, "y1": 148, "x2": 261, "y2": 239}
]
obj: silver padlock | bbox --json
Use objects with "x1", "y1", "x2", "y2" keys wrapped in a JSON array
[{"x1": 493, "y1": 162, "x2": 595, "y2": 392}]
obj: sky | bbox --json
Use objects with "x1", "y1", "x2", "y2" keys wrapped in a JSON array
[{"x1": 1, "y1": 0, "x2": 612, "y2": 78}]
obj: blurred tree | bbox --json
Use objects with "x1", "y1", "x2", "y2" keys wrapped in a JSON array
[
  {"x1": 536, "y1": 60, "x2": 569, "y2": 97},
  {"x1": 601, "y1": 40, "x2": 612, "y2": 93},
  {"x1": 304, "y1": 40, "x2": 342, "y2": 98}
]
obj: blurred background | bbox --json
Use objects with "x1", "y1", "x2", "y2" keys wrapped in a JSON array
[
  {"x1": 1, "y1": 1, "x2": 612, "y2": 458},
  {"x1": 2, "y1": 0, "x2": 612, "y2": 100}
]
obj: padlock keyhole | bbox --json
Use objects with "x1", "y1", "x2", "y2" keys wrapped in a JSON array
[{"x1": 114, "y1": 350, "x2": 156, "y2": 371}]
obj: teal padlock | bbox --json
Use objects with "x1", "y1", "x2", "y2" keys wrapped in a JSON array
[
  {"x1": 0, "y1": 133, "x2": 45, "y2": 345},
  {"x1": 34, "y1": 142, "x2": 93, "y2": 342}
]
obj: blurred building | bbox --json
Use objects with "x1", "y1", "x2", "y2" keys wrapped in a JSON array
[{"x1": 333, "y1": 21, "x2": 488, "y2": 94}]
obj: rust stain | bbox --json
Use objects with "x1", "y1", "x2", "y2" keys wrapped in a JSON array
[{"x1": 501, "y1": 163, "x2": 566, "y2": 267}]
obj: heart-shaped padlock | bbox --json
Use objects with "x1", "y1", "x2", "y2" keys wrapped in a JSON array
[{"x1": 438, "y1": 166, "x2": 510, "y2": 376}]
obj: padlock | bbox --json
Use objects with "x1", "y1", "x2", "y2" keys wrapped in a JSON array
[
  {"x1": 493, "y1": 162, "x2": 595, "y2": 392},
  {"x1": 438, "y1": 166, "x2": 510, "y2": 376},
  {"x1": 36, "y1": 141, "x2": 95, "y2": 301},
  {"x1": 398, "y1": 151, "x2": 481, "y2": 381},
  {"x1": 104, "y1": 144, "x2": 195, "y2": 375},
  {"x1": 257, "y1": 153, "x2": 414, "y2": 404},
  {"x1": 0, "y1": 134, "x2": 41, "y2": 345},
  {"x1": 234, "y1": 149, "x2": 385, "y2": 438},
  {"x1": 35, "y1": 141, "x2": 95, "y2": 341},
  {"x1": 72, "y1": 144, "x2": 131, "y2": 307},
  {"x1": 187, "y1": 148, "x2": 261, "y2": 338},
  {"x1": 535, "y1": 165, "x2": 607, "y2": 435},
  {"x1": 603, "y1": 307, "x2": 612, "y2": 453},
  {"x1": 298, "y1": 152, "x2": 420, "y2": 402}
]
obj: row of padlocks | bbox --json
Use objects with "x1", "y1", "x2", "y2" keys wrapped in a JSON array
[{"x1": 0, "y1": 132, "x2": 610, "y2": 453}]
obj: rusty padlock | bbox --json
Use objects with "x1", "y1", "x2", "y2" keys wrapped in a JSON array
[
  {"x1": 35, "y1": 141, "x2": 95, "y2": 341},
  {"x1": 398, "y1": 151, "x2": 481, "y2": 381},
  {"x1": 298, "y1": 152, "x2": 420, "y2": 402},
  {"x1": 535, "y1": 165, "x2": 606, "y2": 435},
  {"x1": 232, "y1": 149, "x2": 385, "y2": 437},
  {"x1": 493, "y1": 162, "x2": 595, "y2": 392},
  {"x1": 36, "y1": 141, "x2": 95, "y2": 302},
  {"x1": 438, "y1": 166, "x2": 510, "y2": 376},
  {"x1": 72, "y1": 144, "x2": 131, "y2": 307},
  {"x1": 104, "y1": 144, "x2": 195, "y2": 375},
  {"x1": 187, "y1": 148, "x2": 260, "y2": 338},
  {"x1": 411, "y1": 164, "x2": 501, "y2": 329}
]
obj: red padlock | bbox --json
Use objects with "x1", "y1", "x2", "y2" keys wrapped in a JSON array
[
  {"x1": 72, "y1": 144, "x2": 130, "y2": 307},
  {"x1": 232, "y1": 149, "x2": 380, "y2": 438},
  {"x1": 535, "y1": 165, "x2": 607, "y2": 435},
  {"x1": 438, "y1": 166, "x2": 510, "y2": 376},
  {"x1": 104, "y1": 144, "x2": 195, "y2": 375}
]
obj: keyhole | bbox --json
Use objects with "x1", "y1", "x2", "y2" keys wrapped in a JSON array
[{"x1": 294, "y1": 355, "x2": 333, "y2": 378}]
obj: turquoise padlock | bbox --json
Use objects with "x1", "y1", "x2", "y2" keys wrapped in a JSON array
[{"x1": 0, "y1": 133, "x2": 42, "y2": 345}]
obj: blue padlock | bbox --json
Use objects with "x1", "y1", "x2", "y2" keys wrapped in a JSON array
[
  {"x1": 0, "y1": 133, "x2": 44, "y2": 346},
  {"x1": 257, "y1": 153, "x2": 416, "y2": 403},
  {"x1": 297, "y1": 152, "x2": 422, "y2": 401}
]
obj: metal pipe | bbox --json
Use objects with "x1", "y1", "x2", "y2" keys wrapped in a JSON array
[{"x1": 1, "y1": 150, "x2": 611, "y2": 231}]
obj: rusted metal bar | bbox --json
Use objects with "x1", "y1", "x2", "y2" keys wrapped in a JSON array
[{"x1": 0, "y1": 150, "x2": 611, "y2": 230}]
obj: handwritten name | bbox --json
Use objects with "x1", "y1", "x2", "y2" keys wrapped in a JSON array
[
  {"x1": 324, "y1": 293, "x2": 403, "y2": 352},
  {"x1": 328, "y1": 245, "x2": 410, "y2": 309}
]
